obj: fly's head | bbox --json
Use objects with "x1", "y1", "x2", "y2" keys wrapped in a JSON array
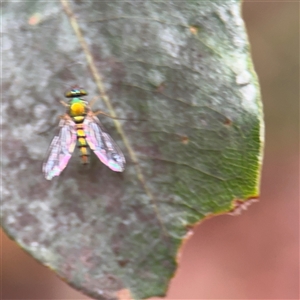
[{"x1": 65, "y1": 86, "x2": 88, "y2": 98}]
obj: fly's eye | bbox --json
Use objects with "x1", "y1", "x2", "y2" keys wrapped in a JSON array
[
  {"x1": 80, "y1": 89, "x2": 88, "y2": 96},
  {"x1": 65, "y1": 91, "x2": 72, "y2": 98},
  {"x1": 65, "y1": 88, "x2": 87, "y2": 97},
  {"x1": 65, "y1": 90, "x2": 79, "y2": 97}
]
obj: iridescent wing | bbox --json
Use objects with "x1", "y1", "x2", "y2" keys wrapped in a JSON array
[
  {"x1": 43, "y1": 118, "x2": 77, "y2": 180},
  {"x1": 84, "y1": 115, "x2": 125, "y2": 172}
]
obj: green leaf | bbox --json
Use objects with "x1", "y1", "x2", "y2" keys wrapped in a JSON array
[{"x1": 1, "y1": 0, "x2": 263, "y2": 299}]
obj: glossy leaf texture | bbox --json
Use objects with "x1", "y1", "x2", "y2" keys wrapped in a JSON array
[{"x1": 1, "y1": 1, "x2": 263, "y2": 299}]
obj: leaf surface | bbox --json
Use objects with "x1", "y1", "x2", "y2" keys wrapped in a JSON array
[{"x1": 1, "y1": 1, "x2": 263, "y2": 299}]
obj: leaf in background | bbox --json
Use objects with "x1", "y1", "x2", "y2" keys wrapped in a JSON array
[{"x1": 1, "y1": 0, "x2": 263, "y2": 299}]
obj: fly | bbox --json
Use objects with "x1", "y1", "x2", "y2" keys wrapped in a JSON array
[{"x1": 43, "y1": 88, "x2": 125, "y2": 180}]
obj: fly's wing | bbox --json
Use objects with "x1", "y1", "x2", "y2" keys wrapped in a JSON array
[
  {"x1": 43, "y1": 118, "x2": 77, "y2": 180},
  {"x1": 84, "y1": 115, "x2": 125, "y2": 172}
]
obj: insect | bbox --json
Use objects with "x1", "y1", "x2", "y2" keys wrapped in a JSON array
[{"x1": 43, "y1": 88, "x2": 125, "y2": 180}]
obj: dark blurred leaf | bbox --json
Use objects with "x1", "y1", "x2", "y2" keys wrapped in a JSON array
[{"x1": 1, "y1": 0, "x2": 263, "y2": 299}]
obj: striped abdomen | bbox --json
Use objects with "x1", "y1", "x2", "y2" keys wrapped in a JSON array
[{"x1": 74, "y1": 118, "x2": 89, "y2": 165}]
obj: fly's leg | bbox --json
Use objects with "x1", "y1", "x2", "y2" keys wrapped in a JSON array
[
  {"x1": 37, "y1": 99, "x2": 69, "y2": 135},
  {"x1": 90, "y1": 96, "x2": 146, "y2": 122},
  {"x1": 92, "y1": 110, "x2": 147, "y2": 122},
  {"x1": 60, "y1": 100, "x2": 69, "y2": 107},
  {"x1": 93, "y1": 110, "x2": 121, "y2": 119},
  {"x1": 88, "y1": 96, "x2": 100, "y2": 108},
  {"x1": 36, "y1": 114, "x2": 70, "y2": 135},
  {"x1": 89, "y1": 95, "x2": 128, "y2": 120}
]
